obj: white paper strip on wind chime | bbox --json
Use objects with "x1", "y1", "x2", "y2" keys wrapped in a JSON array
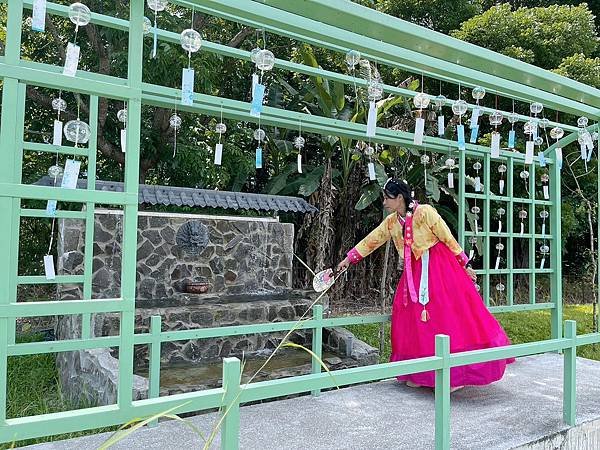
[
  {"x1": 469, "y1": 248, "x2": 474, "y2": 260},
  {"x1": 457, "y1": 124, "x2": 466, "y2": 151},
  {"x1": 214, "y1": 143, "x2": 223, "y2": 165},
  {"x1": 499, "y1": 179, "x2": 505, "y2": 194},
  {"x1": 366, "y1": 101, "x2": 377, "y2": 137},
  {"x1": 540, "y1": 257, "x2": 546, "y2": 270},
  {"x1": 120, "y1": 129, "x2": 126, "y2": 153},
  {"x1": 32, "y1": 0, "x2": 47, "y2": 32},
  {"x1": 580, "y1": 143, "x2": 587, "y2": 160},
  {"x1": 63, "y1": 43, "x2": 80, "y2": 77},
  {"x1": 474, "y1": 219, "x2": 479, "y2": 234},
  {"x1": 368, "y1": 162, "x2": 376, "y2": 180},
  {"x1": 525, "y1": 141, "x2": 535, "y2": 164},
  {"x1": 413, "y1": 117, "x2": 425, "y2": 145},
  {"x1": 46, "y1": 200, "x2": 57, "y2": 217},
  {"x1": 495, "y1": 255, "x2": 501, "y2": 270},
  {"x1": 543, "y1": 185, "x2": 549, "y2": 200},
  {"x1": 587, "y1": 145, "x2": 594, "y2": 162},
  {"x1": 490, "y1": 132, "x2": 501, "y2": 158},
  {"x1": 250, "y1": 83, "x2": 266, "y2": 117},
  {"x1": 251, "y1": 74, "x2": 259, "y2": 100},
  {"x1": 470, "y1": 107, "x2": 480, "y2": 128},
  {"x1": 53, "y1": 120, "x2": 63, "y2": 146},
  {"x1": 447, "y1": 172, "x2": 454, "y2": 188},
  {"x1": 297, "y1": 154, "x2": 303, "y2": 173},
  {"x1": 542, "y1": 222, "x2": 546, "y2": 236},
  {"x1": 437, "y1": 115, "x2": 445, "y2": 136},
  {"x1": 520, "y1": 222, "x2": 525, "y2": 235},
  {"x1": 474, "y1": 176, "x2": 481, "y2": 192},
  {"x1": 255, "y1": 147, "x2": 262, "y2": 169},
  {"x1": 556, "y1": 147, "x2": 563, "y2": 169},
  {"x1": 497, "y1": 220, "x2": 502, "y2": 233},
  {"x1": 538, "y1": 151, "x2": 547, "y2": 167},
  {"x1": 43, "y1": 254, "x2": 56, "y2": 280},
  {"x1": 181, "y1": 68, "x2": 195, "y2": 106},
  {"x1": 61, "y1": 159, "x2": 81, "y2": 189}
]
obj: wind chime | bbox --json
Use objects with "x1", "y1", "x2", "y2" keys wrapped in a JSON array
[
  {"x1": 63, "y1": 2, "x2": 92, "y2": 77},
  {"x1": 469, "y1": 86, "x2": 486, "y2": 144},
  {"x1": 147, "y1": 0, "x2": 168, "y2": 58},
  {"x1": 179, "y1": 9, "x2": 202, "y2": 106},
  {"x1": 294, "y1": 119, "x2": 305, "y2": 174},
  {"x1": 214, "y1": 108, "x2": 226, "y2": 166},
  {"x1": 117, "y1": 105, "x2": 127, "y2": 153}
]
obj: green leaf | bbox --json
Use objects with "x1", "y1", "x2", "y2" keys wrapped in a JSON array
[
  {"x1": 355, "y1": 183, "x2": 381, "y2": 210},
  {"x1": 331, "y1": 81, "x2": 346, "y2": 112}
]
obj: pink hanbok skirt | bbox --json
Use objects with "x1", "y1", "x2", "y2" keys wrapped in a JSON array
[{"x1": 391, "y1": 241, "x2": 514, "y2": 387}]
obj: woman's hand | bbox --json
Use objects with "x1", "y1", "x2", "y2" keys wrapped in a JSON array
[
  {"x1": 465, "y1": 266, "x2": 477, "y2": 282},
  {"x1": 336, "y1": 257, "x2": 351, "y2": 274}
]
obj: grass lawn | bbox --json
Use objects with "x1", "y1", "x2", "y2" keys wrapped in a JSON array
[
  {"x1": 2, "y1": 334, "x2": 116, "y2": 449},
  {"x1": 348, "y1": 304, "x2": 600, "y2": 362}
]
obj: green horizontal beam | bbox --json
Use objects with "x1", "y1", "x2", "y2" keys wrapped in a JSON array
[
  {"x1": 7, "y1": 336, "x2": 120, "y2": 356},
  {"x1": 0, "y1": 298, "x2": 130, "y2": 318},
  {"x1": 450, "y1": 338, "x2": 565, "y2": 366},
  {"x1": 464, "y1": 194, "x2": 552, "y2": 206},
  {"x1": 241, "y1": 355, "x2": 442, "y2": 403},
  {"x1": 263, "y1": 0, "x2": 600, "y2": 112},
  {"x1": 489, "y1": 302, "x2": 555, "y2": 313},
  {"x1": 16, "y1": 275, "x2": 84, "y2": 285},
  {"x1": 466, "y1": 232, "x2": 554, "y2": 240},
  {"x1": 22, "y1": 141, "x2": 90, "y2": 157},
  {"x1": 0, "y1": 59, "x2": 135, "y2": 100},
  {"x1": 0, "y1": 183, "x2": 136, "y2": 205},
  {"x1": 20, "y1": 208, "x2": 86, "y2": 219}
]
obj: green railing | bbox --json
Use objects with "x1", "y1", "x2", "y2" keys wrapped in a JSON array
[
  {"x1": 3, "y1": 303, "x2": 599, "y2": 449},
  {"x1": 1, "y1": 0, "x2": 598, "y2": 449}
]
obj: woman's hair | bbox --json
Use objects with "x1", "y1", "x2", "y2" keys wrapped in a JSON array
[{"x1": 383, "y1": 178, "x2": 414, "y2": 212}]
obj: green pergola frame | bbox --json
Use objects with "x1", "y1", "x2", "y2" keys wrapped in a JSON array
[{"x1": 0, "y1": 1, "x2": 599, "y2": 449}]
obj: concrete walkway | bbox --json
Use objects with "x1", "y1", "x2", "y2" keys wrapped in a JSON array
[{"x1": 27, "y1": 353, "x2": 600, "y2": 449}]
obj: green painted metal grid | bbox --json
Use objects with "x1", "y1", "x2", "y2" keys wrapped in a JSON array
[{"x1": 0, "y1": 1, "x2": 596, "y2": 449}]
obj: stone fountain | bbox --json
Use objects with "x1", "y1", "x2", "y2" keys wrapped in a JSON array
[{"x1": 52, "y1": 184, "x2": 377, "y2": 405}]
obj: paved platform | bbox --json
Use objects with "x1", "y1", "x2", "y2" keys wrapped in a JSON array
[{"x1": 27, "y1": 353, "x2": 600, "y2": 449}]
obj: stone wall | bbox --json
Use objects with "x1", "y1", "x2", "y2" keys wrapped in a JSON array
[{"x1": 57, "y1": 210, "x2": 294, "y2": 301}]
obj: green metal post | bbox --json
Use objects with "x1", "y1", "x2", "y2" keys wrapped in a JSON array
[
  {"x1": 0, "y1": 0, "x2": 24, "y2": 424},
  {"x1": 221, "y1": 357, "x2": 241, "y2": 450},
  {"x1": 528, "y1": 163, "x2": 536, "y2": 305},
  {"x1": 550, "y1": 160, "x2": 563, "y2": 340},
  {"x1": 458, "y1": 149, "x2": 466, "y2": 250},
  {"x1": 147, "y1": 315, "x2": 162, "y2": 428},
  {"x1": 117, "y1": 0, "x2": 143, "y2": 411},
  {"x1": 506, "y1": 156, "x2": 515, "y2": 306},
  {"x1": 483, "y1": 152, "x2": 491, "y2": 305},
  {"x1": 434, "y1": 334, "x2": 450, "y2": 450},
  {"x1": 311, "y1": 304, "x2": 324, "y2": 397},
  {"x1": 563, "y1": 320, "x2": 577, "y2": 425},
  {"x1": 81, "y1": 95, "x2": 99, "y2": 339}
]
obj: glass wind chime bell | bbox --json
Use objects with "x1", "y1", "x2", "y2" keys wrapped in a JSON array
[
  {"x1": 147, "y1": 0, "x2": 167, "y2": 58},
  {"x1": 63, "y1": 2, "x2": 91, "y2": 77}
]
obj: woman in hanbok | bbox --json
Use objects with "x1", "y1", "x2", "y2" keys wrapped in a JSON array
[{"x1": 337, "y1": 178, "x2": 513, "y2": 389}]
